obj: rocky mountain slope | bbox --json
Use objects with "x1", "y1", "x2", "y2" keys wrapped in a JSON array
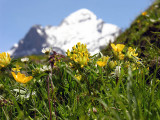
[{"x1": 9, "y1": 9, "x2": 121, "y2": 57}]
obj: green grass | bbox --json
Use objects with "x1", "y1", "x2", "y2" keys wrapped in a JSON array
[{"x1": 0, "y1": 42, "x2": 160, "y2": 119}]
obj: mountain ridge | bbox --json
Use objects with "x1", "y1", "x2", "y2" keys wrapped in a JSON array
[{"x1": 9, "y1": 8, "x2": 121, "y2": 57}]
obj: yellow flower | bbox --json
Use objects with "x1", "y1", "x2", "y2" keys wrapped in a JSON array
[
  {"x1": 97, "y1": 56, "x2": 110, "y2": 67},
  {"x1": 69, "y1": 62, "x2": 73, "y2": 67},
  {"x1": 77, "y1": 42, "x2": 81, "y2": 47},
  {"x1": 54, "y1": 62, "x2": 56, "y2": 66},
  {"x1": 102, "y1": 56, "x2": 110, "y2": 62},
  {"x1": 111, "y1": 43, "x2": 125, "y2": 53},
  {"x1": 0, "y1": 52, "x2": 11, "y2": 68},
  {"x1": 12, "y1": 65, "x2": 22, "y2": 72},
  {"x1": 66, "y1": 49, "x2": 71, "y2": 56},
  {"x1": 118, "y1": 52, "x2": 125, "y2": 60},
  {"x1": 68, "y1": 42, "x2": 90, "y2": 68},
  {"x1": 142, "y1": 11, "x2": 147, "y2": 16},
  {"x1": 11, "y1": 72, "x2": 33, "y2": 84},
  {"x1": 127, "y1": 47, "x2": 138, "y2": 58},
  {"x1": 97, "y1": 61, "x2": 106, "y2": 67},
  {"x1": 137, "y1": 20, "x2": 140, "y2": 23},
  {"x1": 75, "y1": 74, "x2": 82, "y2": 81},
  {"x1": 109, "y1": 60, "x2": 117, "y2": 69},
  {"x1": 72, "y1": 45, "x2": 76, "y2": 50}
]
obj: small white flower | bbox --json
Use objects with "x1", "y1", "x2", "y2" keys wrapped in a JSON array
[
  {"x1": 155, "y1": 5, "x2": 159, "y2": 8},
  {"x1": 41, "y1": 47, "x2": 51, "y2": 54},
  {"x1": 146, "y1": 14, "x2": 150, "y2": 17},
  {"x1": 115, "y1": 66, "x2": 121, "y2": 77},
  {"x1": 40, "y1": 65, "x2": 51, "y2": 72},
  {"x1": 21, "y1": 57, "x2": 29, "y2": 62},
  {"x1": 150, "y1": 19, "x2": 156, "y2": 23}
]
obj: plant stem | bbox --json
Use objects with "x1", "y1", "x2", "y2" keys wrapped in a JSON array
[
  {"x1": 50, "y1": 81, "x2": 57, "y2": 120},
  {"x1": 19, "y1": 83, "x2": 20, "y2": 100},
  {"x1": 116, "y1": 77, "x2": 119, "y2": 85},
  {"x1": 47, "y1": 75, "x2": 52, "y2": 120},
  {"x1": 50, "y1": 65, "x2": 57, "y2": 120}
]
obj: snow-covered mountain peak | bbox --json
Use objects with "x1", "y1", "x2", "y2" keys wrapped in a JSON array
[
  {"x1": 9, "y1": 9, "x2": 121, "y2": 57},
  {"x1": 62, "y1": 8, "x2": 97, "y2": 25}
]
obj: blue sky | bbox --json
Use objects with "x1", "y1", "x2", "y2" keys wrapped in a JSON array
[{"x1": 0, "y1": 0, "x2": 153, "y2": 53}]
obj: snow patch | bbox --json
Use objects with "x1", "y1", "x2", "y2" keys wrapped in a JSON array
[{"x1": 37, "y1": 29, "x2": 44, "y2": 36}]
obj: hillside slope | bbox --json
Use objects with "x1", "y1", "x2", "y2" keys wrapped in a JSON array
[{"x1": 102, "y1": 0, "x2": 160, "y2": 67}]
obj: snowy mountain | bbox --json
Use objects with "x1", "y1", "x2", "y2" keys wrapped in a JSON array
[{"x1": 9, "y1": 9, "x2": 121, "y2": 57}]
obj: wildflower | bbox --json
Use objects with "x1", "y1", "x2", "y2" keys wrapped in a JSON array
[
  {"x1": 40, "y1": 65, "x2": 52, "y2": 72},
  {"x1": 75, "y1": 74, "x2": 82, "y2": 81},
  {"x1": 0, "y1": 52, "x2": 11, "y2": 68},
  {"x1": 111, "y1": 43, "x2": 125, "y2": 53},
  {"x1": 142, "y1": 11, "x2": 147, "y2": 16},
  {"x1": 67, "y1": 42, "x2": 90, "y2": 68},
  {"x1": 137, "y1": 20, "x2": 140, "y2": 23},
  {"x1": 41, "y1": 47, "x2": 51, "y2": 55},
  {"x1": 54, "y1": 62, "x2": 57, "y2": 66},
  {"x1": 97, "y1": 56, "x2": 110, "y2": 67},
  {"x1": 97, "y1": 61, "x2": 106, "y2": 67},
  {"x1": 118, "y1": 52, "x2": 125, "y2": 60},
  {"x1": 115, "y1": 66, "x2": 121, "y2": 77},
  {"x1": 78, "y1": 55, "x2": 89, "y2": 68},
  {"x1": 69, "y1": 62, "x2": 73, "y2": 67},
  {"x1": 12, "y1": 65, "x2": 22, "y2": 72},
  {"x1": 66, "y1": 49, "x2": 71, "y2": 56},
  {"x1": 21, "y1": 57, "x2": 29, "y2": 62},
  {"x1": 109, "y1": 60, "x2": 117, "y2": 69},
  {"x1": 11, "y1": 72, "x2": 33, "y2": 83},
  {"x1": 111, "y1": 43, "x2": 125, "y2": 60},
  {"x1": 155, "y1": 5, "x2": 159, "y2": 8},
  {"x1": 150, "y1": 19, "x2": 156, "y2": 23},
  {"x1": 126, "y1": 47, "x2": 138, "y2": 59}
]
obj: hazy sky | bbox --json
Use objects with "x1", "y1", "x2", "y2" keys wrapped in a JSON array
[{"x1": 0, "y1": 0, "x2": 154, "y2": 53}]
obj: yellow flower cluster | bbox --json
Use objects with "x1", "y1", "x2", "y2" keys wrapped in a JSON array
[
  {"x1": 111, "y1": 43, "x2": 125, "y2": 60},
  {"x1": 11, "y1": 72, "x2": 33, "y2": 84},
  {"x1": 0, "y1": 52, "x2": 11, "y2": 69},
  {"x1": 66, "y1": 42, "x2": 90, "y2": 68},
  {"x1": 97, "y1": 56, "x2": 110, "y2": 67},
  {"x1": 126, "y1": 47, "x2": 138, "y2": 59}
]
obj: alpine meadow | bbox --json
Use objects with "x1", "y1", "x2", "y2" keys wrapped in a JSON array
[{"x1": 0, "y1": 0, "x2": 160, "y2": 120}]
